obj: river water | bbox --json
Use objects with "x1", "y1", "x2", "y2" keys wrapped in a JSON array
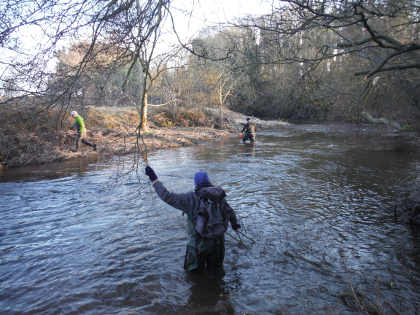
[{"x1": 1, "y1": 124, "x2": 420, "y2": 314}]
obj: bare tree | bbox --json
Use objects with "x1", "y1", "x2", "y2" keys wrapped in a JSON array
[
  {"x1": 237, "y1": 0, "x2": 420, "y2": 77},
  {"x1": 0, "y1": 0, "x2": 172, "y2": 112}
]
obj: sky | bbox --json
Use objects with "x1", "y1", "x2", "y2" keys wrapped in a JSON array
[
  {"x1": 0, "y1": 0, "x2": 274, "y2": 88},
  {"x1": 173, "y1": 0, "x2": 272, "y2": 25},
  {"x1": 169, "y1": 0, "x2": 273, "y2": 40}
]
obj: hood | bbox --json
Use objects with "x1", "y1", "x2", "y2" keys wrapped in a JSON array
[
  {"x1": 196, "y1": 186, "x2": 226, "y2": 202},
  {"x1": 194, "y1": 171, "x2": 211, "y2": 187}
]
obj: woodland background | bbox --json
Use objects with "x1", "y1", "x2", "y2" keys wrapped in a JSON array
[{"x1": 1, "y1": 0, "x2": 419, "y2": 135}]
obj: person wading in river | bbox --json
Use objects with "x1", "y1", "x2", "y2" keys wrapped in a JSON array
[
  {"x1": 241, "y1": 117, "x2": 256, "y2": 143},
  {"x1": 145, "y1": 165, "x2": 241, "y2": 277},
  {"x1": 69, "y1": 111, "x2": 96, "y2": 152}
]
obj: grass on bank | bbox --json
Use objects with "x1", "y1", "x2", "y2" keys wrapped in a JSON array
[{"x1": 0, "y1": 105, "x2": 233, "y2": 168}]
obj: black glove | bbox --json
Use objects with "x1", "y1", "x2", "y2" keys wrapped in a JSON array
[
  {"x1": 145, "y1": 166, "x2": 158, "y2": 182},
  {"x1": 232, "y1": 223, "x2": 241, "y2": 231}
]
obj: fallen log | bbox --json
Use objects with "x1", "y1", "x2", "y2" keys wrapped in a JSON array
[{"x1": 361, "y1": 111, "x2": 402, "y2": 130}]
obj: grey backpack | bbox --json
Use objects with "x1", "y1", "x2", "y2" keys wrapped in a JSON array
[{"x1": 195, "y1": 197, "x2": 227, "y2": 238}]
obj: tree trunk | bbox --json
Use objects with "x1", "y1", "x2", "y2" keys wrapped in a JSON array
[
  {"x1": 219, "y1": 104, "x2": 224, "y2": 129},
  {"x1": 140, "y1": 92, "x2": 148, "y2": 131},
  {"x1": 218, "y1": 86, "x2": 224, "y2": 129}
]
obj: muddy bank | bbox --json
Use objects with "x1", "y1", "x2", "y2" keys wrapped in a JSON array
[
  {"x1": 76, "y1": 126, "x2": 235, "y2": 158},
  {"x1": 0, "y1": 106, "x2": 287, "y2": 169}
]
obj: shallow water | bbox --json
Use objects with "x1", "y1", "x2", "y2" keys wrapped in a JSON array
[{"x1": 1, "y1": 124, "x2": 420, "y2": 314}]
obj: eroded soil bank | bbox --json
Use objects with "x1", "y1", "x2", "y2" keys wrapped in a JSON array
[{"x1": 0, "y1": 106, "x2": 288, "y2": 169}]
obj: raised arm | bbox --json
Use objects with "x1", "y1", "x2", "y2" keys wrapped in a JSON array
[
  {"x1": 153, "y1": 181, "x2": 196, "y2": 213},
  {"x1": 145, "y1": 165, "x2": 197, "y2": 214}
]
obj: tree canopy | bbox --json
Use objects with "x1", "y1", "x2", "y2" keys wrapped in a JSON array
[{"x1": 1, "y1": 0, "x2": 419, "y2": 125}]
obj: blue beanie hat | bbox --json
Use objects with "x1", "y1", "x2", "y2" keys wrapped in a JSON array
[{"x1": 194, "y1": 171, "x2": 211, "y2": 187}]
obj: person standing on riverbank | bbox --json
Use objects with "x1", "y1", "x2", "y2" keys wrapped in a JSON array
[
  {"x1": 144, "y1": 166, "x2": 241, "y2": 277},
  {"x1": 70, "y1": 111, "x2": 96, "y2": 152}
]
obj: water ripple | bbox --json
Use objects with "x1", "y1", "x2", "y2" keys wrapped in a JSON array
[{"x1": 1, "y1": 126, "x2": 419, "y2": 314}]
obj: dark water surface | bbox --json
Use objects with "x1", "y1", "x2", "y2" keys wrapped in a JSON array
[{"x1": 1, "y1": 124, "x2": 420, "y2": 314}]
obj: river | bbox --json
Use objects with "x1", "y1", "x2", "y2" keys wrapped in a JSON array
[{"x1": 1, "y1": 124, "x2": 419, "y2": 314}]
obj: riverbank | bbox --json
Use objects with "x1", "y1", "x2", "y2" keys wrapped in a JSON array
[
  {"x1": 0, "y1": 106, "x2": 288, "y2": 169},
  {"x1": 2, "y1": 124, "x2": 419, "y2": 314}
]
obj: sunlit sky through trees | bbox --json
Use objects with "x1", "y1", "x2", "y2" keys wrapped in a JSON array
[
  {"x1": 1, "y1": 0, "x2": 273, "y2": 74},
  {"x1": 170, "y1": 0, "x2": 272, "y2": 37}
]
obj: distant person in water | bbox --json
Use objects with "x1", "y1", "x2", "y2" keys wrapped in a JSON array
[
  {"x1": 145, "y1": 165, "x2": 241, "y2": 277},
  {"x1": 70, "y1": 111, "x2": 96, "y2": 152},
  {"x1": 241, "y1": 117, "x2": 256, "y2": 143}
]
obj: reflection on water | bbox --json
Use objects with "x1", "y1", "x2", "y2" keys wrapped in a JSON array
[
  {"x1": 185, "y1": 275, "x2": 235, "y2": 314},
  {"x1": 0, "y1": 157, "x2": 97, "y2": 182},
  {"x1": 1, "y1": 124, "x2": 420, "y2": 314}
]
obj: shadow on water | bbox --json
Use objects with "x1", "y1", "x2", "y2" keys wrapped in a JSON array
[
  {"x1": 184, "y1": 274, "x2": 235, "y2": 314},
  {"x1": 0, "y1": 156, "x2": 100, "y2": 182},
  {"x1": 1, "y1": 124, "x2": 420, "y2": 314}
]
